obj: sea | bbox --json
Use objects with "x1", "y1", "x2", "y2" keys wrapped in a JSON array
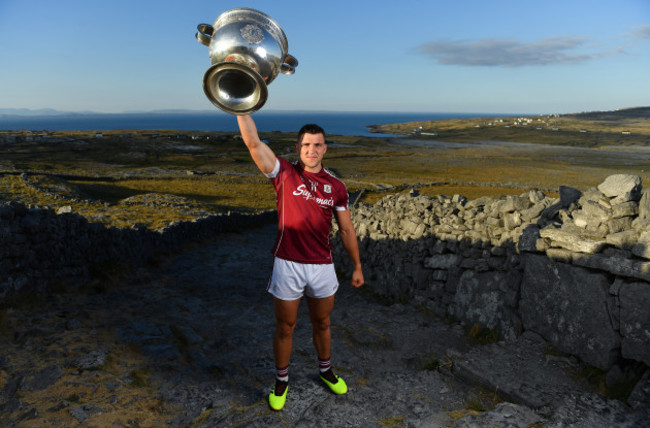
[{"x1": 0, "y1": 111, "x2": 494, "y2": 137}]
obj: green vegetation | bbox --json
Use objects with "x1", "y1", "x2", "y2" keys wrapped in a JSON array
[
  {"x1": 545, "y1": 344, "x2": 642, "y2": 402},
  {"x1": 1, "y1": 108, "x2": 648, "y2": 229},
  {"x1": 370, "y1": 107, "x2": 650, "y2": 147},
  {"x1": 571, "y1": 363, "x2": 641, "y2": 402},
  {"x1": 448, "y1": 385, "x2": 504, "y2": 422},
  {"x1": 466, "y1": 323, "x2": 500, "y2": 345},
  {"x1": 129, "y1": 369, "x2": 151, "y2": 388},
  {"x1": 377, "y1": 415, "x2": 406, "y2": 427},
  {"x1": 422, "y1": 353, "x2": 440, "y2": 371}
]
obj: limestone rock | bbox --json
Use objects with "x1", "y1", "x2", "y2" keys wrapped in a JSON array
[
  {"x1": 632, "y1": 242, "x2": 650, "y2": 259},
  {"x1": 559, "y1": 185, "x2": 582, "y2": 208},
  {"x1": 453, "y1": 269, "x2": 522, "y2": 341},
  {"x1": 618, "y1": 281, "x2": 650, "y2": 365},
  {"x1": 520, "y1": 254, "x2": 620, "y2": 370},
  {"x1": 572, "y1": 252, "x2": 650, "y2": 282},
  {"x1": 606, "y1": 229, "x2": 638, "y2": 248},
  {"x1": 20, "y1": 365, "x2": 64, "y2": 391},
  {"x1": 539, "y1": 227, "x2": 606, "y2": 254},
  {"x1": 454, "y1": 402, "x2": 542, "y2": 427},
  {"x1": 639, "y1": 190, "x2": 650, "y2": 220},
  {"x1": 628, "y1": 370, "x2": 650, "y2": 410},
  {"x1": 597, "y1": 174, "x2": 642, "y2": 202},
  {"x1": 424, "y1": 254, "x2": 459, "y2": 269}
]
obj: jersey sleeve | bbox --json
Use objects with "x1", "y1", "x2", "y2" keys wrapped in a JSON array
[
  {"x1": 264, "y1": 158, "x2": 281, "y2": 179},
  {"x1": 334, "y1": 181, "x2": 349, "y2": 211}
]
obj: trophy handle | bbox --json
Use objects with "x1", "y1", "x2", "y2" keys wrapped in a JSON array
[
  {"x1": 280, "y1": 54, "x2": 298, "y2": 75},
  {"x1": 196, "y1": 24, "x2": 214, "y2": 46}
]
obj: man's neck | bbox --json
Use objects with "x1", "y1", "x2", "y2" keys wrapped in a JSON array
[{"x1": 300, "y1": 161, "x2": 323, "y2": 173}]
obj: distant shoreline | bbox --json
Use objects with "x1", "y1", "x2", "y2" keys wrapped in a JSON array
[{"x1": 0, "y1": 111, "x2": 495, "y2": 136}]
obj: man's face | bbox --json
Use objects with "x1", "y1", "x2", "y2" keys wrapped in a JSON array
[{"x1": 297, "y1": 133, "x2": 327, "y2": 172}]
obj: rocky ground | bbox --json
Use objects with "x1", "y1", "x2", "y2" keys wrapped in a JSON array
[{"x1": 1, "y1": 223, "x2": 649, "y2": 427}]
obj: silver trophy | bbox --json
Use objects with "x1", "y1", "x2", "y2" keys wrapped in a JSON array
[{"x1": 196, "y1": 8, "x2": 298, "y2": 115}]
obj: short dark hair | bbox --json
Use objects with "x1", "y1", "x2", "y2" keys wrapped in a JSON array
[{"x1": 297, "y1": 124, "x2": 326, "y2": 145}]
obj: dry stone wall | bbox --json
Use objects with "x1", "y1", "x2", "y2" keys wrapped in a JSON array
[
  {"x1": 2, "y1": 173, "x2": 649, "y2": 373},
  {"x1": 333, "y1": 174, "x2": 650, "y2": 371},
  {"x1": 0, "y1": 201, "x2": 275, "y2": 304}
]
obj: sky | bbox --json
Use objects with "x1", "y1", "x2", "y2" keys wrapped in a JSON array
[{"x1": 0, "y1": 0, "x2": 649, "y2": 115}]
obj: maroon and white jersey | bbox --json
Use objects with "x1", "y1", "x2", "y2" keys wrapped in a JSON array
[{"x1": 266, "y1": 156, "x2": 349, "y2": 264}]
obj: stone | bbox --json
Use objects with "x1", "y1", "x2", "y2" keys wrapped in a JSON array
[
  {"x1": 631, "y1": 242, "x2": 650, "y2": 259},
  {"x1": 559, "y1": 185, "x2": 582, "y2": 208},
  {"x1": 572, "y1": 210, "x2": 598, "y2": 229},
  {"x1": 640, "y1": 191, "x2": 650, "y2": 220},
  {"x1": 424, "y1": 254, "x2": 459, "y2": 269},
  {"x1": 527, "y1": 189, "x2": 546, "y2": 203},
  {"x1": 74, "y1": 350, "x2": 108, "y2": 370},
  {"x1": 2, "y1": 206, "x2": 650, "y2": 427},
  {"x1": 607, "y1": 217, "x2": 633, "y2": 234},
  {"x1": 545, "y1": 248, "x2": 574, "y2": 263},
  {"x1": 539, "y1": 227, "x2": 606, "y2": 254},
  {"x1": 581, "y1": 200, "x2": 611, "y2": 222},
  {"x1": 465, "y1": 195, "x2": 493, "y2": 209},
  {"x1": 454, "y1": 402, "x2": 542, "y2": 427},
  {"x1": 572, "y1": 252, "x2": 650, "y2": 282},
  {"x1": 66, "y1": 319, "x2": 85, "y2": 330},
  {"x1": 605, "y1": 365, "x2": 625, "y2": 389},
  {"x1": 612, "y1": 201, "x2": 638, "y2": 218},
  {"x1": 69, "y1": 405, "x2": 104, "y2": 423},
  {"x1": 606, "y1": 230, "x2": 638, "y2": 248},
  {"x1": 597, "y1": 174, "x2": 642, "y2": 201},
  {"x1": 628, "y1": 370, "x2": 650, "y2": 410},
  {"x1": 618, "y1": 281, "x2": 650, "y2": 365},
  {"x1": 503, "y1": 212, "x2": 522, "y2": 230},
  {"x1": 57, "y1": 206, "x2": 73, "y2": 214},
  {"x1": 520, "y1": 254, "x2": 620, "y2": 370},
  {"x1": 521, "y1": 202, "x2": 546, "y2": 222},
  {"x1": 517, "y1": 225, "x2": 541, "y2": 253},
  {"x1": 20, "y1": 365, "x2": 64, "y2": 391},
  {"x1": 453, "y1": 269, "x2": 522, "y2": 341}
]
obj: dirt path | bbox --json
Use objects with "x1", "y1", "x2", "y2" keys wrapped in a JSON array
[{"x1": 1, "y1": 224, "x2": 647, "y2": 427}]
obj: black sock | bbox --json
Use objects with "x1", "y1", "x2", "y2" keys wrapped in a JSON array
[
  {"x1": 320, "y1": 368, "x2": 338, "y2": 384},
  {"x1": 274, "y1": 378, "x2": 288, "y2": 395}
]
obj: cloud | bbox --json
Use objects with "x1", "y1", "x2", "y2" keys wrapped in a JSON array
[
  {"x1": 417, "y1": 36, "x2": 601, "y2": 67},
  {"x1": 628, "y1": 24, "x2": 650, "y2": 40}
]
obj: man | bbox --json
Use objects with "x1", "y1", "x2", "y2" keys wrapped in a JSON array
[{"x1": 237, "y1": 114, "x2": 364, "y2": 411}]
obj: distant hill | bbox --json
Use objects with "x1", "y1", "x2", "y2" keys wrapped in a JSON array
[
  {"x1": 0, "y1": 108, "x2": 71, "y2": 116},
  {"x1": 0, "y1": 108, "x2": 214, "y2": 117},
  {"x1": 563, "y1": 107, "x2": 650, "y2": 121}
]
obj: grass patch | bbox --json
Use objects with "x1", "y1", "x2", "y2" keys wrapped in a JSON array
[
  {"x1": 85, "y1": 260, "x2": 133, "y2": 294},
  {"x1": 65, "y1": 393, "x2": 81, "y2": 404},
  {"x1": 2, "y1": 116, "x2": 649, "y2": 230},
  {"x1": 377, "y1": 416, "x2": 406, "y2": 427},
  {"x1": 448, "y1": 409, "x2": 482, "y2": 421},
  {"x1": 571, "y1": 362, "x2": 641, "y2": 402},
  {"x1": 0, "y1": 310, "x2": 9, "y2": 336},
  {"x1": 422, "y1": 354, "x2": 440, "y2": 371},
  {"x1": 466, "y1": 323, "x2": 499, "y2": 345},
  {"x1": 572, "y1": 365, "x2": 607, "y2": 395},
  {"x1": 129, "y1": 369, "x2": 151, "y2": 388},
  {"x1": 607, "y1": 376, "x2": 640, "y2": 402},
  {"x1": 448, "y1": 385, "x2": 504, "y2": 422}
]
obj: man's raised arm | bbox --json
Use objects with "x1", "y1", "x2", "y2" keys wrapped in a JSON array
[{"x1": 237, "y1": 115, "x2": 277, "y2": 175}]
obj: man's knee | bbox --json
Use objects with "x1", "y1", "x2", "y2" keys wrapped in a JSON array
[
  {"x1": 311, "y1": 316, "x2": 330, "y2": 332},
  {"x1": 276, "y1": 319, "x2": 297, "y2": 338}
]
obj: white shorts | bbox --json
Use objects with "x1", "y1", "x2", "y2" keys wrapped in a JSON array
[{"x1": 267, "y1": 257, "x2": 339, "y2": 300}]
